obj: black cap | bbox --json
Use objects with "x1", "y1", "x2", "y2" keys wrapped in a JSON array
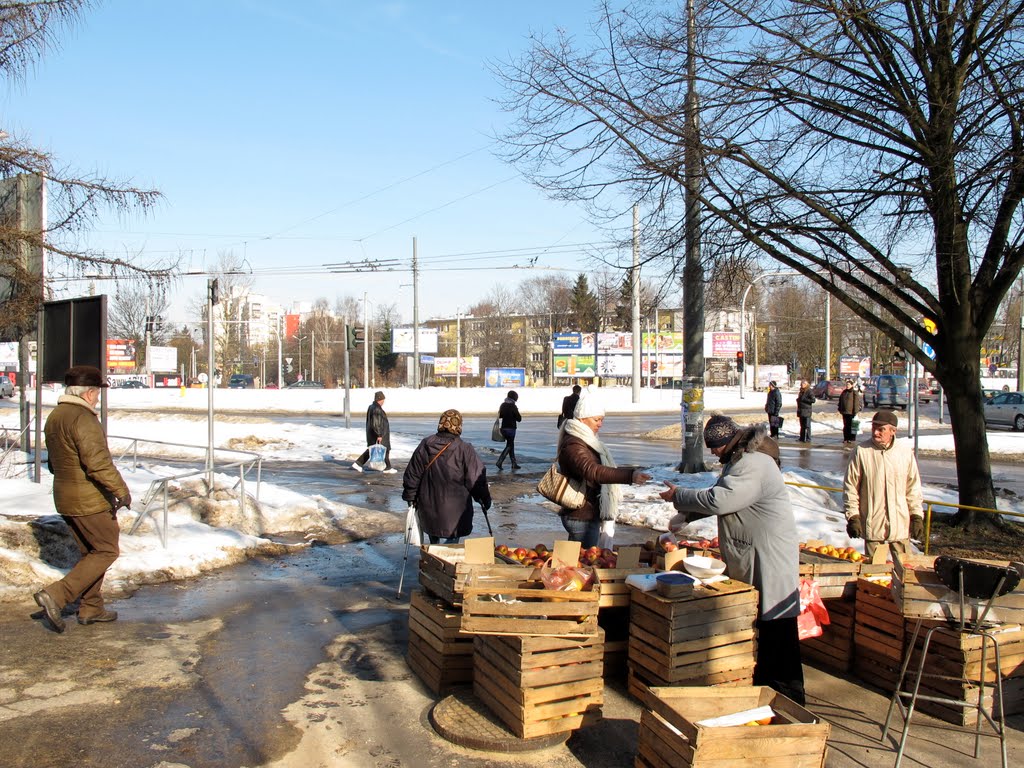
[
  {"x1": 64, "y1": 365, "x2": 108, "y2": 388},
  {"x1": 374, "y1": 390, "x2": 385, "y2": 401}
]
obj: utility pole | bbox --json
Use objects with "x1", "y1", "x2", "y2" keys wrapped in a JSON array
[
  {"x1": 456, "y1": 310, "x2": 462, "y2": 390},
  {"x1": 206, "y1": 278, "x2": 218, "y2": 492},
  {"x1": 631, "y1": 204, "x2": 641, "y2": 403},
  {"x1": 276, "y1": 314, "x2": 282, "y2": 388},
  {"x1": 363, "y1": 292, "x2": 369, "y2": 390},
  {"x1": 413, "y1": 236, "x2": 420, "y2": 389},
  {"x1": 1018, "y1": 276, "x2": 1024, "y2": 394}
]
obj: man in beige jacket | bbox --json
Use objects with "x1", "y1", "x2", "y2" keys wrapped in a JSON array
[
  {"x1": 34, "y1": 366, "x2": 131, "y2": 633},
  {"x1": 843, "y1": 410, "x2": 924, "y2": 561}
]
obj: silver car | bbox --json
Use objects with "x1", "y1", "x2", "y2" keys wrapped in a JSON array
[
  {"x1": 0, "y1": 377, "x2": 13, "y2": 398},
  {"x1": 983, "y1": 391, "x2": 1024, "y2": 431}
]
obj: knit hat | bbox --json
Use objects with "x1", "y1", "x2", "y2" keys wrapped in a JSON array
[
  {"x1": 704, "y1": 414, "x2": 740, "y2": 449},
  {"x1": 573, "y1": 389, "x2": 605, "y2": 419},
  {"x1": 872, "y1": 410, "x2": 898, "y2": 428},
  {"x1": 64, "y1": 365, "x2": 108, "y2": 388},
  {"x1": 506, "y1": 390, "x2": 518, "y2": 401},
  {"x1": 374, "y1": 391, "x2": 385, "y2": 401},
  {"x1": 438, "y1": 409, "x2": 463, "y2": 435}
]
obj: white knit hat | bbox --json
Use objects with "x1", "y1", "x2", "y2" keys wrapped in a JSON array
[{"x1": 573, "y1": 388, "x2": 605, "y2": 419}]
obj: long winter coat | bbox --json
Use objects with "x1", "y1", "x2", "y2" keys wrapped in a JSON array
[
  {"x1": 843, "y1": 438, "x2": 923, "y2": 542},
  {"x1": 44, "y1": 395, "x2": 129, "y2": 517},
  {"x1": 764, "y1": 387, "x2": 782, "y2": 417},
  {"x1": 667, "y1": 427, "x2": 800, "y2": 621},
  {"x1": 796, "y1": 387, "x2": 816, "y2": 417},
  {"x1": 402, "y1": 432, "x2": 491, "y2": 539},
  {"x1": 838, "y1": 388, "x2": 862, "y2": 416},
  {"x1": 365, "y1": 401, "x2": 391, "y2": 448},
  {"x1": 557, "y1": 431, "x2": 636, "y2": 523}
]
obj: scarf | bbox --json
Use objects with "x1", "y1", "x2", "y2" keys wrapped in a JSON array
[{"x1": 561, "y1": 418, "x2": 621, "y2": 521}]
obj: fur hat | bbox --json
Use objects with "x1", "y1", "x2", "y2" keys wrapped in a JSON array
[
  {"x1": 438, "y1": 409, "x2": 462, "y2": 435},
  {"x1": 64, "y1": 365, "x2": 108, "y2": 388},
  {"x1": 704, "y1": 414, "x2": 740, "y2": 449},
  {"x1": 374, "y1": 391, "x2": 385, "y2": 401},
  {"x1": 573, "y1": 389, "x2": 605, "y2": 419},
  {"x1": 872, "y1": 410, "x2": 898, "y2": 428}
]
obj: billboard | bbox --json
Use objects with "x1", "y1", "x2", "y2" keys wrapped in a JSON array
[
  {"x1": 551, "y1": 331, "x2": 684, "y2": 354},
  {"x1": 107, "y1": 339, "x2": 137, "y2": 371},
  {"x1": 285, "y1": 313, "x2": 301, "y2": 340},
  {"x1": 708, "y1": 332, "x2": 741, "y2": 357},
  {"x1": 434, "y1": 356, "x2": 480, "y2": 376},
  {"x1": 0, "y1": 174, "x2": 46, "y2": 306},
  {"x1": 392, "y1": 327, "x2": 439, "y2": 354},
  {"x1": 147, "y1": 345, "x2": 178, "y2": 373},
  {"x1": 484, "y1": 367, "x2": 526, "y2": 387},
  {"x1": 839, "y1": 355, "x2": 871, "y2": 378}
]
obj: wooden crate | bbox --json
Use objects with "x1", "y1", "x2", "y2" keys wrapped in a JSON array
[
  {"x1": 418, "y1": 544, "x2": 528, "y2": 606},
  {"x1": 799, "y1": 550, "x2": 892, "y2": 599},
  {"x1": 801, "y1": 596, "x2": 855, "y2": 673},
  {"x1": 853, "y1": 578, "x2": 904, "y2": 690},
  {"x1": 599, "y1": 606, "x2": 630, "y2": 679},
  {"x1": 892, "y1": 553, "x2": 1024, "y2": 624},
  {"x1": 633, "y1": 685, "x2": 830, "y2": 768},
  {"x1": 460, "y1": 572, "x2": 600, "y2": 637},
  {"x1": 406, "y1": 590, "x2": 474, "y2": 694},
  {"x1": 627, "y1": 580, "x2": 757, "y2": 692},
  {"x1": 473, "y1": 631, "x2": 604, "y2": 739},
  {"x1": 595, "y1": 565, "x2": 655, "y2": 608}
]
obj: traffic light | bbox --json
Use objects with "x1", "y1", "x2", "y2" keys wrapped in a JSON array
[
  {"x1": 354, "y1": 325, "x2": 365, "y2": 344},
  {"x1": 346, "y1": 324, "x2": 357, "y2": 350},
  {"x1": 208, "y1": 278, "x2": 220, "y2": 305},
  {"x1": 736, "y1": 350, "x2": 744, "y2": 372},
  {"x1": 145, "y1": 315, "x2": 155, "y2": 334}
]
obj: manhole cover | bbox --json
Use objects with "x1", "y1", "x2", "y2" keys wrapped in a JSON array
[{"x1": 429, "y1": 688, "x2": 570, "y2": 753}]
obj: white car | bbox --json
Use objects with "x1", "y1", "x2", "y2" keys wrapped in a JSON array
[
  {"x1": 983, "y1": 391, "x2": 1024, "y2": 431},
  {"x1": 0, "y1": 377, "x2": 13, "y2": 398}
]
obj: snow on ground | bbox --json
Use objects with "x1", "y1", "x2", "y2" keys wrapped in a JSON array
[{"x1": 1, "y1": 384, "x2": 1021, "y2": 603}]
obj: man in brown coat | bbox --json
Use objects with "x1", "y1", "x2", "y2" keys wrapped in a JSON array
[{"x1": 34, "y1": 366, "x2": 131, "y2": 633}]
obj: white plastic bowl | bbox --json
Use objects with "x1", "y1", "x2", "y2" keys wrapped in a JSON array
[{"x1": 682, "y1": 555, "x2": 727, "y2": 579}]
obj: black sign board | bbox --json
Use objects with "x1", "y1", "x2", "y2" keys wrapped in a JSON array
[{"x1": 42, "y1": 295, "x2": 107, "y2": 383}]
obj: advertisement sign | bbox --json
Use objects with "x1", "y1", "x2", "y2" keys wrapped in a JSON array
[
  {"x1": 391, "y1": 327, "x2": 439, "y2": 354},
  {"x1": 641, "y1": 332, "x2": 685, "y2": 352},
  {"x1": 0, "y1": 342, "x2": 17, "y2": 367},
  {"x1": 839, "y1": 355, "x2": 871, "y2": 379},
  {"x1": 709, "y1": 332, "x2": 741, "y2": 357},
  {"x1": 434, "y1": 356, "x2": 480, "y2": 376},
  {"x1": 285, "y1": 313, "x2": 301, "y2": 340},
  {"x1": 107, "y1": 339, "x2": 137, "y2": 371},
  {"x1": 554, "y1": 355, "x2": 596, "y2": 378},
  {"x1": 756, "y1": 365, "x2": 788, "y2": 389},
  {"x1": 553, "y1": 332, "x2": 582, "y2": 350},
  {"x1": 484, "y1": 367, "x2": 526, "y2": 387},
  {"x1": 147, "y1": 346, "x2": 178, "y2": 373}
]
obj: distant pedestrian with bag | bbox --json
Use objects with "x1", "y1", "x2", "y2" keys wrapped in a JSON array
[
  {"x1": 353, "y1": 391, "x2": 395, "y2": 473},
  {"x1": 556, "y1": 389, "x2": 650, "y2": 547},
  {"x1": 796, "y1": 380, "x2": 816, "y2": 443},
  {"x1": 557, "y1": 384, "x2": 581, "y2": 428},
  {"x1": 402, "y1": 409, "x2": 491, "y2": 544},
  {"x1": 495, "y1": 390, "x2": 522, "y2": 470},
  {"x1": 765, "y1": 380, "x2": 782, "y2": 438},
  {"x1": 837, "y1": 379, "x2": 862, "y2": 444}
]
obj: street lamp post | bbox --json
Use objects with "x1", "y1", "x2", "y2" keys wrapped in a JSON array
[
  {"x1": 296, "y1": 335, "x2": 308, "y2": 381},
  {"x1": 740, "y1": 271, "x2": 799, "y2": 399}
]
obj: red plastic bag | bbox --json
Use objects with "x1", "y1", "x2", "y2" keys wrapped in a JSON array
[
  {"x1": 797, "y1": 579, "x2": 830, "y2": 641},
  {"x1": 539, "y1": 558, "x2": 595, "y2": 592}
]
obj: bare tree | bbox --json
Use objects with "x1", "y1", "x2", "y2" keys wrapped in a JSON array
[
  {"x1": 108, "y1": 272, "x2": 172, "y2": 370},
  {"x1": 498, "y1": 1, "x2": 1024, "y2": 519}
]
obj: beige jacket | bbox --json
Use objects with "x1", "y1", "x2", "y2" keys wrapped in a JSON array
[{"x1": 843, "y1": 437, "x2": 923, "y2": 541}]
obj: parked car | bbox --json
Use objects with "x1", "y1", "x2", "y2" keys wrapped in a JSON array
[
  {"x1": 655, "y1": 380, "x2": 685, "y2": 390},
  {"x1": 917, "y1": 383, "x2": 932, "y2": 404},
  {"x1": 864, "y1": 374, "x2": 909, "y2": 409},
  {"x1": 0, "y1": 377, "x2": 13, "y2": 398},
  {"x1": 117, "y1": 379, "x2": 149, "y2": 389},
  {"x1": 812, "y1": 379, "x2": 845, "y2": 400},
  {"x1": 982, "y1": 388, "x2": 1001, "y2": 403},
  {"x1": 983, "y1": 391, "x2": 1024, "y2": 431},
  {"x1": 228, "y1": 373, "x2": 255, "y2": 389},
  {"x1": 286, "y1": 380, "x2": 325, "y2": 389}
]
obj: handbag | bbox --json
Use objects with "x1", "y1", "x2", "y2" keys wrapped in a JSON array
[
  {"x1": 367, "y1": 443, "x2": 387, "y2": 471},
  {"x1": 536, "y1": 463, "x2": 587, "y2": 510},
  {"x1": 491, "y1": 417, "x2": 504, "y2": 442}
]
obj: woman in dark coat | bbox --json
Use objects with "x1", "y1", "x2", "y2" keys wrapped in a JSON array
[
  {"x1": 764, "y1": 380, "x2": 782, "y2": 438},
  {"x1": 402, "y1": 409, "x2": 491, "y2": 544},
  {"x1": 496, "y1": 390, "x2": 522, "y2": 470},
  {"x1": 796, "y1": 380, "x2": 816, "y2": 443}
]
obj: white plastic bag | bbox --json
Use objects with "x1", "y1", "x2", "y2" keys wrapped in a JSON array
[
  {"x1": 367, "y1": 443, "x2": 387, "y2": 471},
  {"x1": 404, "y1": 505, "x2": 423, "y2": 547},
  {"x1": 597, "y1": 519, "x2": 615, "y2": 549}
]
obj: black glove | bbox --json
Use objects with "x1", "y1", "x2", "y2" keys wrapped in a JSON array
[
  {"x1": 910, "y1": 516, "x2": 924, "y2": 541},
  {"x1": 846, "y1": 516, "x2": 863, "y2": 539},
  {"x1": 115, "y1": 493, "x2": 132, "y2": 510}
]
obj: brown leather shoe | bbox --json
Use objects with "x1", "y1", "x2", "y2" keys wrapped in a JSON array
[
  {"x1": 77, "y1": 610, "x2": 118, "y2": 625},
  {"x1": 34, "y1": 590, "x2": 66, "y2": 633}
]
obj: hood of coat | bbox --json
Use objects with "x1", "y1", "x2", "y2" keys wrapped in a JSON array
[{"x1": 721, "y1": 424, "x2": 780, "y2": 467}]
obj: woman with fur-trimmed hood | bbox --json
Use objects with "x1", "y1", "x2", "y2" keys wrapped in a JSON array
[{"x1": 659, "y1": 414, "x2": 804, "y2": 705}]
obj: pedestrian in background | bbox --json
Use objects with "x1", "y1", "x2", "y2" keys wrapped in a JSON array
[
  {"x1": 843, "y1": 410, "x2": 924, "y2": 561},
  {"x1": 34, "y1": 366, "x2": 132, "y2": 633},
  {"x1": 557, "y1": 384, "x2": 581, "y2": 428},
  {"x1": 402, "y1": 409, "x2": 490, "y2": 544},
  {"x1": 796, "y1": 380, "x2": 816, "y2": 442},
  {"x1": 556, "y1": 389, "x2": 651, "y2": 547},
  {"x1": 659, "y1": 414, "x2": 804, "y2": 705},
  {"x1": 837, "y1": 379, "x2": 862, "y2": 444},
  {"x1": 495, "y1": 390, "x2": 522, "y2": 470},
  {"x1": 764, "y1": 380, "x2": 782, "y2": 438},
  {"x1": 353, "y1": 391, "x2": 395, "y2": 473}
]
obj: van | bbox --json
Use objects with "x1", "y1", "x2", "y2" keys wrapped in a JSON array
[
  {"x1": 865, "y1": 374, "x2": 909, "y2": 410},
  {"x1": 228, "y1": 374, "x2": 255, "y2": 389}
]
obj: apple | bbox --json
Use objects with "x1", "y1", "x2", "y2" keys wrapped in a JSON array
[
  {"x1": 496, "y1": 544, "x2": 510, "y2": 556},
  {"x1": 710, "y1": 537, "x2": 719, "y2": 549},
  {"x1": 535, "y1": 543, "x2": 549, "y2": 554},
  {"x1": 514, "y1": 547, "x2": 528, "y2": 559},
  {"x1": 663, "y1": 541, "x2": 678, "y2": 552}
]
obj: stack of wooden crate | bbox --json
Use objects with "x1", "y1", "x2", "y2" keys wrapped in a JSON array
[
  {"x1": 627, "y1": 579, "x2": 758, "y2": 699},
  {"x1": 634, "y1": 685, "x2": 831, "y2": 768},
  {"x1": 853, "y1": 576, "x2": 905, "y2": 690},
  {"x1": 801, "y1": 595, "x2": 856, "y2": 674}
]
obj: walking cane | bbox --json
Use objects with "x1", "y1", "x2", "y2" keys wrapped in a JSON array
[
  {"x1": 481, "y1": 502, "x2": 493, "y2": 536},
  {"x1": 397, "y1": 504, "x2": 418, "y2": 598}
]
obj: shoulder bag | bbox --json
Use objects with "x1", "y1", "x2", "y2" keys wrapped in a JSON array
[
  {"x1": 537, "y1": 463, "x2": 587, "y2": 510},
  {"x1": 491, "y1": 417, "x2": 503, "y2": 442}
]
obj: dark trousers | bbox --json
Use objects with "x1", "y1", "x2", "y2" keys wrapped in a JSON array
[
  {"x1": 842, "y1": 414, "x2": 855, "y2": 442},
  {"x1": 799, "y1": 416, "x2": 811, "y2": 442},
  {"x1": 768, "y1": 414, "x2": 780, "y2": 438},
  {"x1": 45, "y1": 509, "x2": 120, "y2": 619},
  {"x1": 496, "y1": 429, "x2": 518, "y2": 468},
  {"x1": 355, "y1": 445, "x2": 392, "y2": 469},
  {"x1": 754, "y1": 616, "x2": 805, "y2": 705}
]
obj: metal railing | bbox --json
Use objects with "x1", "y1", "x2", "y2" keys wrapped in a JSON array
[
  {"x1": 110, "y1": 436, "x2": 263, "y2": 548},
  {"x1": 0, "y1": 424, "x2": 31, "y2": 478},
  {"x1": 784, "y1": 480, "x2": 1022, "y2": 554}
]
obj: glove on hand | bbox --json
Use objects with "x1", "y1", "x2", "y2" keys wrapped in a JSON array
[
  {"x1": 910, "y1": 516, "x2": 924, "y2": 541},
  {"x1": 115, "y1": 493, "x2": 132, "y2": 510},
  {"x1": 846, "y1": 516, "x2": 863, "y2": 539}
]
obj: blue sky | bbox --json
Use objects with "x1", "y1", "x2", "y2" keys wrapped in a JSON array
[{"x1": 2, "y1": 0, "x2": 642, "y2": 324}]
